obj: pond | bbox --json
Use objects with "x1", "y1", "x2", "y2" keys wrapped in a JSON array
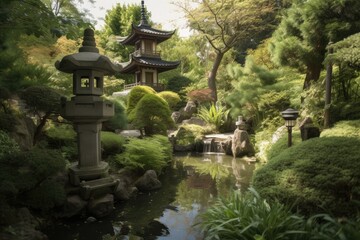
[{"x1": 43, "y1": 153, "x2": 256, "y2": 240}]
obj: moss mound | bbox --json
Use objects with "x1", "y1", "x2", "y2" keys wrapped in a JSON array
[{"x1": 253, "y1": 136, "x2": 360, "y2": 217}]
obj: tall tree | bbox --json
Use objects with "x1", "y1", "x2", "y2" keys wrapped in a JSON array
[
  {"x1": 271, "y1": 0, "x2": 360, "y2": 92},
  {"x1": 176, "y1": 0, "x2": 275, "y2": 102}
]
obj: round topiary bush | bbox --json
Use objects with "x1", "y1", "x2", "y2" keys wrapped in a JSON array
[
  {"x1": 101, "y1": 131, "x2": 126, "y2": 157},
  {"x1": 157, "y1": 91, "x2": 180, "y2": 110},
  {"x1": 252, "y1": 136, "x2": 360, "y2": 217},
  {"x1": 132, "y1": 94, "x2": 174, "y2": 136},
  {"x1": 126, "y1": 85, "x2": 156, "y2": 121}
]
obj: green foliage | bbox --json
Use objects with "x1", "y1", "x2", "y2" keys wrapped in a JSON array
[
  {"x1": 165, "y1": 75, "x2": 192, "y2": 93},
  {"x1": 226, "y1": 58, "x2": 299, "y2": 131},
  {"x1": 103, "y1": 97, "x2": 127, "y2": 131},
  {"x1": 182, "y1": 0, "x2": 275, "y2": 101},
  {"x1": 132, "y1": 94, "x2": 174, "y2": 136},
  {"x1": 197, "y1": 103, "x2": 230, "y2": 131},
  {"x1": 24, "y1": 179, "x2": 65, "y2": 210},
  {"x1": 21, "y1": 86, "x2": 61, "y2": 114},
  {"x1": 114, "y1": 135, "x2": 171, "y2": 173},
  {"x1": 0, "y1": 112, "x2": 16, "y2": 132},
  {"x1": 266, "y1": 130, "x2": 302, "y2": 161},
  {"x1": 99, "y1": 3, "x2": 152, "y2": 61},
  {"x1": 126, "y1": 85, "x2": 156, "y2": 121},
  {"x1": 0, "y1": 60, "x2": 53, "y2": 92},
  {"x1": 21, "y1": 86, "x2": 63, "y2": 144},
  {"x1": 331, "y1": 101, "x2": 360, "y2": 122},
  {"x1": 321, "y1": 120, "x2": 360, "y2": 138},
  {"x1": 46, "y1": 123, "x2": 76, "y2": 142},
  {"x1": 0, "y1": 146, "x2": 66, "y2": 219},
  {"x1": 271, "y1": 0, "x2": 360, "y2": 87},
  {"x1": 157, "y1": 91, "x2": 180, "y2": 110},
  {"x1": 45, "y1": 122, "x2": 77, "y2": 160},
  {"x1": 302, "y1": 79, "x2": 326, "y2": 125},
  {"x1": 175, "y1": 124, "x2": 215, "y2": 146},
  {"x1": 0, "y1": 130, "x2": 19, "y2": 160},
  {"x1": 101, "y1": 131, "x2": 125, "y2": 157},
  {"x1": 253, "y1": 137, "x2": 360, "y2": 217},
  {"x1": 199, "y1": 188, "x2": 360, "y2": 240},
  {"x1": 199, "y1": 188, "x2": 306, "y2": 240},
  {"x1": 329, "y1": 32, "x2": 360, "y2": 68}
]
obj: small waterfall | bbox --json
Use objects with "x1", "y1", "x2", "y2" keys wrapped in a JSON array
[{"x1": 203, "y1": 138, "x2": 223, "y2": 154}]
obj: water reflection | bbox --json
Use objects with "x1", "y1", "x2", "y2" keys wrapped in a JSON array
[{"x1": 43, "y1": 153, "x2": 255, "y2": 240}]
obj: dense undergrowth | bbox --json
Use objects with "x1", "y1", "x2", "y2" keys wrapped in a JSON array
[{"x1": 200, "y1": 120, "x2": 360, "y2": 239}]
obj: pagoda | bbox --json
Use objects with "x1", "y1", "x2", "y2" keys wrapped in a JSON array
[{"x1": 117, "y1": 0, "x2": 180, "y2": 91}]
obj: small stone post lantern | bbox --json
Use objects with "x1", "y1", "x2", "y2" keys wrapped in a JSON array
[
  {"x1": 281, "y1": 108, "x2": 299, "y2": 147},
  {"x1": 55, "y1": 28, "x2": 121, "y2": 186}
]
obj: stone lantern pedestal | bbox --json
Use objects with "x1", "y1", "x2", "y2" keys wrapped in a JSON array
[{"x1": 55, "y1": 28, "x2": 121, "y2": 188}]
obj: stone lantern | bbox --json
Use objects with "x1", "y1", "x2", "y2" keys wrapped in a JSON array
[{"x1": 55, "y1": 28, "x2": 121, "y2": 186}]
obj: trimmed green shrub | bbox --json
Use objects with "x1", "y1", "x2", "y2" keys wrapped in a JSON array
[
  {"x1": 157, "y1": 91, "x2": 180, "y2": 110},
  {"x1": 266, "y1": 130, "x2": 302, "y2": 161},
  {"x1": 103, "y1": 97, "x2": 127, "y2": 131},
  {"x1": 321, "y1": 120, "x2": 360, "y2": 138},
  {"x1": 46, "y1": 123, "x2": 76, "y2": 142},
  {"x1": 199, "y1": 189, "x2": 360, "y2": 240},
  {"x1": 45, "y1": 123, "x2": 77, "y2": 161},
  {"x1": 101, "y1": 131, "x2": 125, "y2": 157},
  {"x1": 132, "y1": 94, "x2": 174, "y2": 136},
  {"x1": 114, "y1": 135, "x2": 172, "y2": 173},
  {"x1": 253, "y1": 137, "x2": 360, "y2": 217},
  {"x1": 126, "y1": 85, "x2": 156, "y2": 121}
]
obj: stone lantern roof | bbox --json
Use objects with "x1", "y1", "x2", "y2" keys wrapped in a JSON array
[{"x1": 55, "y1": 28, "x2": 122, "y2": 75}]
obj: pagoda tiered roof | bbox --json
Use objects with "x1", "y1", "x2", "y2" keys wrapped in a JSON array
[
  {"x1": 120, "y1": 55, "x2": 180, "y2": 74},
  {"x1": 118, "y1": 24, "x2": 175, "y2": 45}
]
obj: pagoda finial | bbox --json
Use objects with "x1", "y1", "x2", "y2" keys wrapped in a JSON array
[
  {"x1": 140, "y1": 0, "x2": 149, "y2": 26},
  {"x1": 79, "y1": 28, "x2": 99, "y2": 53}
]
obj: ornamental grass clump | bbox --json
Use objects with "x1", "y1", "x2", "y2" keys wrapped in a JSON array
[
  {"x1": 197, "y1": 103, "x2": 230, "y2": 131},
  {"x1": 198, "y1": 188, "x2": 306, "y2": 240},
  {"x1": 199, "y1": 188, "x2": 360, "y2": 240}
]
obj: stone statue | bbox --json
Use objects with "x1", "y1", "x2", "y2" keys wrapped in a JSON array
[{"x1": 231, "y1": 116, "x2": 255, "y2": 157}]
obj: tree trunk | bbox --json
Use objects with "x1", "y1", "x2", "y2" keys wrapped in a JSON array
[
  {"x1": 302, "y1": 62, "x2": 322, "y2": 103},
  {"x1": 208, "y1": 51, "x2": 224, "y2": 103},
  {"x1": 303, "y1": 62, "x2": 322, "y2": 90},
  {"x1": 33, "y1": 112, "x2": 50, "y2": 145},
  {"x1": 324, "y1": 58, "x2": 333, "y2": 129}
]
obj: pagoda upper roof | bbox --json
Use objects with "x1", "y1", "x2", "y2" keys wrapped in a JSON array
[
  {"x1": 120, "y1": 56, "x2": 180, "y2": 74},
  {"x1": 118, "y1": 23, "x2": 175, "y2": 45}
]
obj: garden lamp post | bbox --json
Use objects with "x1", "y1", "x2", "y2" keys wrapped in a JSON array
[
  {"x1": 55, "y1": 28, "x2": 121, "y2": 186},
  {"x1": 281, "y1": 108, "x2": 299, "y2": 147}
]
